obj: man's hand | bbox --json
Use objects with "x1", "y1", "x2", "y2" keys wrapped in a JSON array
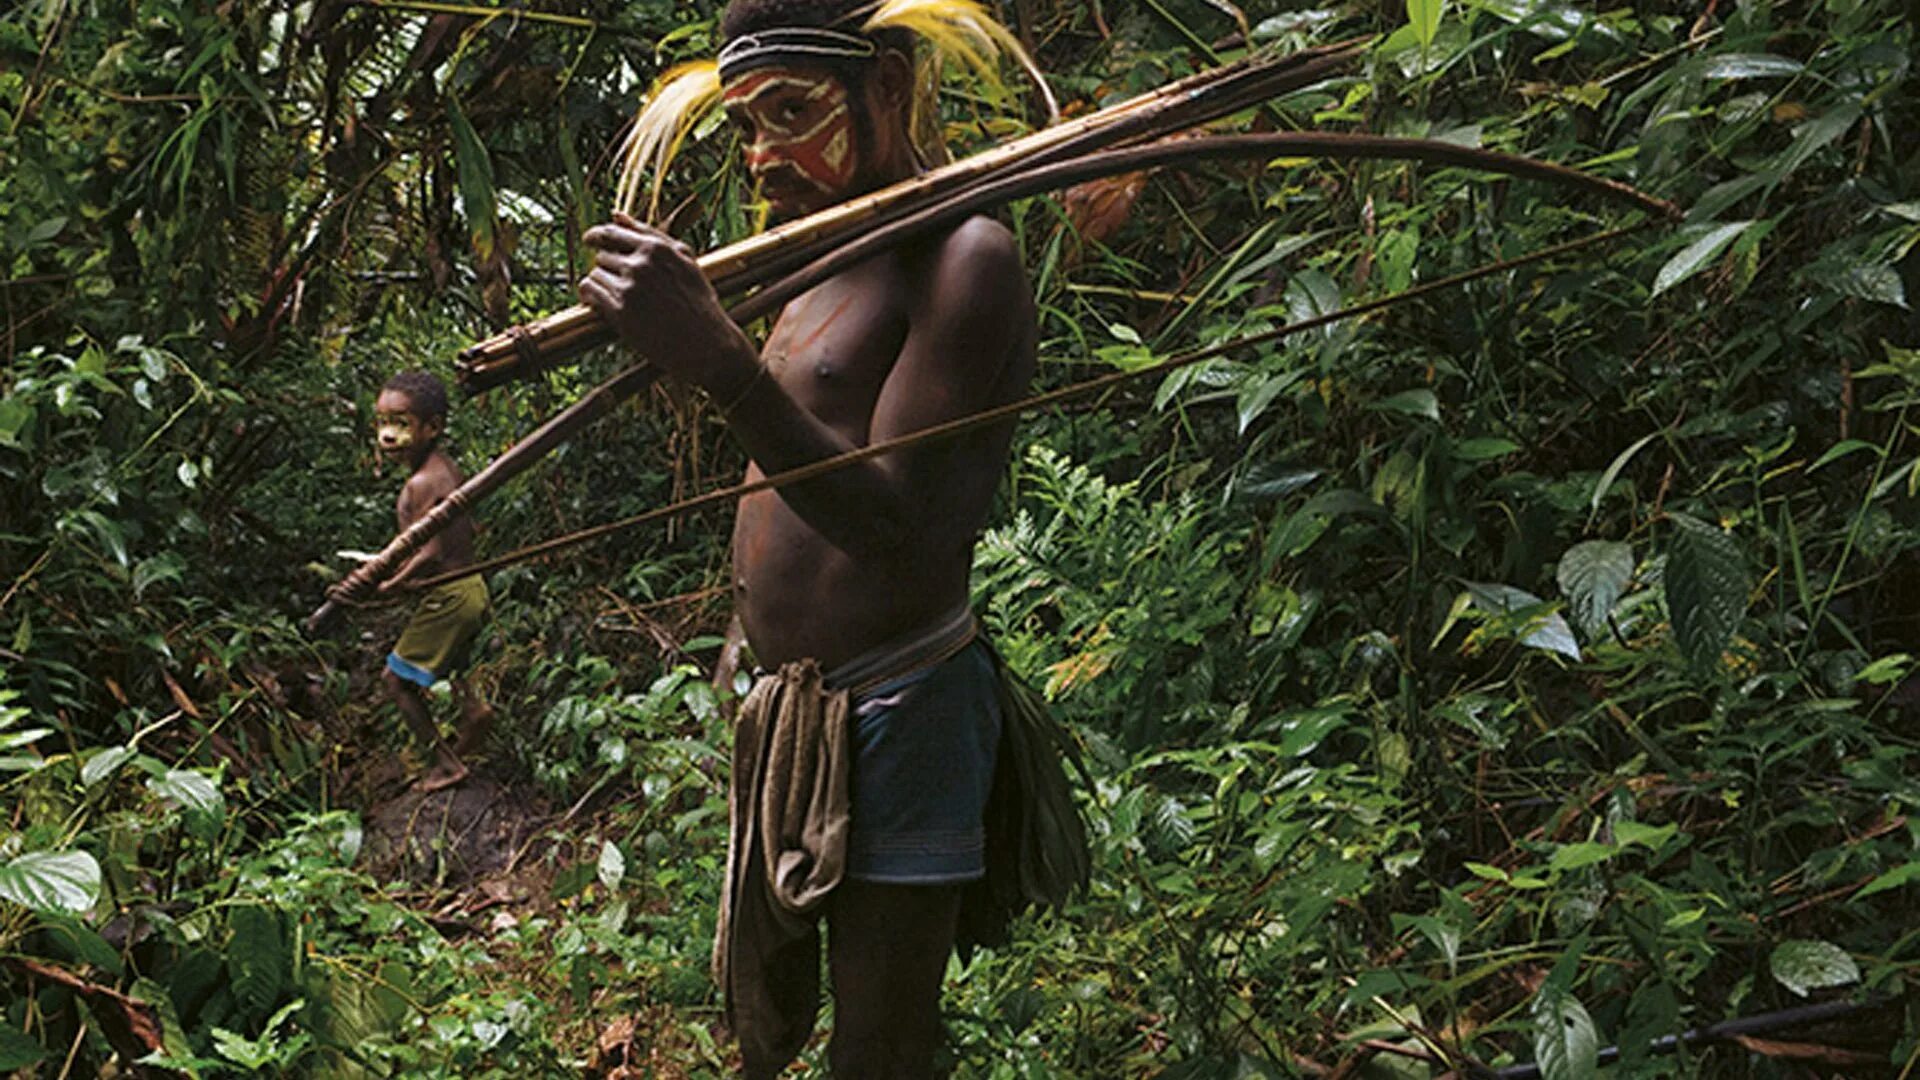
[{"x1": 579, "y1": 213, "x2": 759, "y2": 396}]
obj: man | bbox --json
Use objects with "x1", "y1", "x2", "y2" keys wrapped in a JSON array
[{"x1": 578, "y1": 1, "x2": 1040, "y2": 1075}]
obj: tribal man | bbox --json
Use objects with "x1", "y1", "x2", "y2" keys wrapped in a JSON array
[{"x1": 578, "y1": 0, "x2": 1073, "y2": 1075}]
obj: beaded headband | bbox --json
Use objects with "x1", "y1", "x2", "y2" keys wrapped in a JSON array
[{"x1": 717, "y1": 26, "x2": 880, "y2": 81}]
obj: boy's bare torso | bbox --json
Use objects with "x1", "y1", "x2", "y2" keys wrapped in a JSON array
[
  {"x1": 396, "y1": 451, "x2": 474, "y2": 577},
  {"x1": 732, "y1": 233, "x2": 1029, "y2": 670}
]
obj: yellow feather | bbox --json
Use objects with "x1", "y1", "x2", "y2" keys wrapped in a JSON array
[
  {"x1": 614, "y1": 60, "x2": 723, "y2": 221},
  {"x1": 861, "y1": 0, "x2": 1059, "y2": 121}
]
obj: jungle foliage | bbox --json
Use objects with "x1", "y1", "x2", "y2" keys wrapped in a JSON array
[{"x1": 3, "y1": 0, "x2": 1918, "y2": 1075}]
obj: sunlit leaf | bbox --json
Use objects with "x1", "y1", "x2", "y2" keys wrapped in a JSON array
[
  {"x1": 1557, "y1": 540, "x2": 1633, "y2": 635},
  {"x1": 1532, "y1": 991, "x2": 1598, "y2": 1080},
  {"x1": 1769, "y1": 939, "x2": 1860, "y2": 997},
  {"x1": 0, "y1": 851, "x2": 101, "y2": 913},
  {"x1": 1651, "y1": 222, "x2": 1754, "y2": 297}
]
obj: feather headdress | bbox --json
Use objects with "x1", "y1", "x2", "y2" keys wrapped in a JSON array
[
  {"x1": 614, "y1": 59, "x2": 724, "y2": 220},
  {"x1": 613, "y1": 0, "x2": 1054, "y2": 218}
]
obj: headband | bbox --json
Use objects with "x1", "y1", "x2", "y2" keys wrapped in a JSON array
[{"x1": 717, "y1": 27, "x2": 880, "y2": 81}]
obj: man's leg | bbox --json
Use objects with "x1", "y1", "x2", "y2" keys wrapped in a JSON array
[{"x1": 825, "y1": 879, "x2": 962, "y2": 1080}]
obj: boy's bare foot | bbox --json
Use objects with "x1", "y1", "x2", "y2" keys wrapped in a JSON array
[
  {"x1": 415, "y1": 755, "x2": 470, "y2": 793},
  {"x1": 452, "y1": 703, "x2": 496, "y2": 758}
]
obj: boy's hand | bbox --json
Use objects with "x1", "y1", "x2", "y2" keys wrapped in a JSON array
[{"x1": 578, "y1": 213, "x2": 759, "y2": 396}]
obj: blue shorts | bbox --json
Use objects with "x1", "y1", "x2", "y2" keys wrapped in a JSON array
[{"x1": 844, "y1": 640, "x2": 1001, "y2": 885}]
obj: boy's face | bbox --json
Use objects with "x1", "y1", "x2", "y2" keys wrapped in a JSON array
[
  {"x1": 373, "y1": 389, "x2": 441, "y2": 463},
  {"x1": 721, "y1": 64, "x2": 861, "y2": 221}
]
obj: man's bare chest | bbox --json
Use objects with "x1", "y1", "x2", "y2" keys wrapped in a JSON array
[{"x1": 760, "y1": 270, "x2": 909, "y2": 432}]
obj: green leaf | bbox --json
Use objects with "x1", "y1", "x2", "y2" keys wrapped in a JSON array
[
  {"x1": 0, "y1": 1025, "x2": 49, "y2": 1070},
  {"x1": 1463, "y1": 582, "x2": 1582, "y2": 661},
  {"x1": 1809, "y1": 439, "x2": 1882, "y2": 472},
  {"x1": 1532, "y1": 991, "x2": 1599, "y2": 1080},
  {"x1": 1663, "y1": 514, "x2": 1749, "y2": 671},
  {"x1": 0, "y1": 850, "x2": 102, "y2": 913},
  {"x1": 82, "y1": 746, "x2": 135, "y2": 788},
  {"x1": 1588, "y1": 431, "x2": 1659, "y2": 521},
  {"x1": 1371, "y1": 388, "x2": 1440, "y2": 420},
  {"x1": 1769, "y1": 939, "x2": 1860, "y2": 997},
  {"x1": 1700, "y1": 53, "x2": 1803, "y2": 79},
  {"x1": 447, "y1": 96, "x2": 499, "y2": 261},
  {"x1": 227, "y1": 905, "x2": 290, "y2": 1022},
  {"x1": 1651, "y1": 222, "x2": 1753, "y2": 297},
  {"x1": 1612, "y1": 820, "x2": 1677, "y2": 850},
  {"x1": 1407, "y1": 0, "x2": 1445, "y2": 49},
  {"x1": 1835, "y1": 264, "x2": 1908, "y2": 309},
  {"x1": 1548, "y1": 842, "x2": 1616, "y2": 872},
  {"x1": 1855, "y1": 862, "x2": 1920, "y2": 900},
  {"x1": 597, "y1": 839, "x2": 626, "y2": 892},
  {"x1": 148, "y1": 768, "x2": 223, "y2": 818},
  {"x1": 1450, "y1": 437, "x2": 1519, "y2": 461},
  {"x1": 1773, "y1": 104, "x2": 1861, "y2": 181},
  {"x1": 1557, "y1": 541, "x2": 1633, "y2": 635}
]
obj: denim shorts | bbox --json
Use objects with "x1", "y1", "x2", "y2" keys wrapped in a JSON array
[{"x1": 844, "y1": 640, "x2": 1001, "y2": 884}]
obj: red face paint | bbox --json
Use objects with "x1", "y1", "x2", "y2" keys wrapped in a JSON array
[{"x1": 722, "y1": 67, "x2": 858, "y2": 207}]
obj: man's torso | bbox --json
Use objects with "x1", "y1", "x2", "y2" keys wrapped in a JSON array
[{"x1": 731, "y1": 227, "x2": 1029, "y2": 669}]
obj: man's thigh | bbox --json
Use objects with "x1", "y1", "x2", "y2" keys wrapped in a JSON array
[{"x1": 826, "y1": 879, "x2": 962, "y2": 1079}]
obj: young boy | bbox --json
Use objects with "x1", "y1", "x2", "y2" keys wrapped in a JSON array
[{"x1": 371, "y1": 370, "x2": 493, "y2": 793}]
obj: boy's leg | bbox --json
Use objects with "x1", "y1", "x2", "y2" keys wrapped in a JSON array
[
  {"x1": 450, "y1": 677, "x2": 494, "y2": 758},
  {"x1": 384, "y1": 669, "x2": 468, "y2": 791},
  {"x1": 825, "y1": 879, "x2": 962, "y2": 1080}
]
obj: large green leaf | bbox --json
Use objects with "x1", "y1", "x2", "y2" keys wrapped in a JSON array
[
  {"x1": 1557, "y1": 541, "x2": 1633, "y2": 635},
  {"x1": 1770, "y1": 939, "x2": 1860, "y2": 997},
  {"x1": 1663, "y1": 514, "x2": 1749, "y2": 671},
  {"x1": 227, "y1": 904, "x2": 290, "y2": 1023},
  {"x1": 447, "y1": 96, "x2": 499, "y2": 261},
  {"x1": 1531, "y1": 991, "x2": 1599, "y2": 1080},
  {"x1": 0, "y1": 850, "x2": 102, "y2": 914},
  {"x1": 1407, "y1": 0, "x2": 1445, "y2": 48}
]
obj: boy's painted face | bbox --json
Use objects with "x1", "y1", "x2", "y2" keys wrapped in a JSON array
[
  {"x1": 722, "y1": 65, "x2": 859, "y2": 218},
  {"x1": 373, "y1": 389, "x2": 439, "y2": 459}
]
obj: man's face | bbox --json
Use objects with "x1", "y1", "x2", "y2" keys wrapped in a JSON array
[
  {"x1": 721, "y1": 64, "x2": 860, "y2": 220},
  {"x1": 373, "y1": 389, "x2": 439, "y2": 463}
]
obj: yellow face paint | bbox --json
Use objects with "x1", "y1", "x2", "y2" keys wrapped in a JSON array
[{"x1": 375, "y1": 411, "x2": 424, "y2": 454}]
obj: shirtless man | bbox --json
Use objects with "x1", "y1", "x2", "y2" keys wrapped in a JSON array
[
  {"x1": 370, "y1": 371, "x2": 493, "y2": 793},
  {"x1": 578, "y1": 2, "x2": 1037, "y2": 1074}
]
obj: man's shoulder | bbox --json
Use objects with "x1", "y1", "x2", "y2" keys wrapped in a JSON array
[
  {"x1": 924, "y1": 215, "x2": 1021, "y2": 279},
  {"x1": 903, "y1": 215, "x2": 1028, "y2": 314}
]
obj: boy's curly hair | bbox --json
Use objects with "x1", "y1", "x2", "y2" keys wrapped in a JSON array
[{"x1": 382, "y1": 370, "x2": 449, "y2": 423}]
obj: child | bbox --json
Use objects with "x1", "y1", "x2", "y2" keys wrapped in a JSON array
[{"x1": 371, "y1": 371, "x2": 493, "y2": 792}]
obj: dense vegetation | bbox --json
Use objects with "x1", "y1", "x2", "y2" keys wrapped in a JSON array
[{"x1": 3, "y1": 0, "x2": 1917, "y2": 1075}]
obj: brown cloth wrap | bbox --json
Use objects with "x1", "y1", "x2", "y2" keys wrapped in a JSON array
[{"x1": 714, "y1": 623, "x2": 1090, "y2": 1068}]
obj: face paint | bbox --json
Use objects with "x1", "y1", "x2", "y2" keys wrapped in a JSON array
[
  {"x1": 375, "y1": 411, "x2": 422, "y2": 455},
  {"x1": 722, "y1": 68, "x2": 858, "y2": 200}
]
